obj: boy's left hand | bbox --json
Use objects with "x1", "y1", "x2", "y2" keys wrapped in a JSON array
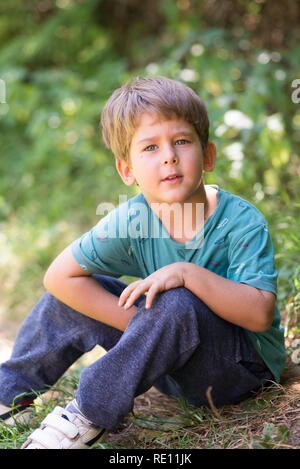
[{"x1": 118, "y1": 262, "x2": 186, "y2": 310}]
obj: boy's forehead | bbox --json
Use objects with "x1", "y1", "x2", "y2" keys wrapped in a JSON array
[{"x1": 133, "y1": 111, "x2": 194, "y2": 136}]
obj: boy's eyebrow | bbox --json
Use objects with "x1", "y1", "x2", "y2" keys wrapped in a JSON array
[{"x1": 137, "y1": 130, "x2": 195, "y2": 145}]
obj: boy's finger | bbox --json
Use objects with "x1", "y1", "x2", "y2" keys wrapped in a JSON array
[
  {"x1": 124, "y1": 282, "x2": 149, "y2": 309},
  {"x1": 145, "y1": 284, "x2": 160, "y2": 309},
  {"x1": 123, "y1": 290, "x2": 143, "y2": 309},
  {"x1": 118, "y1": 289, "x2": 130, "y2": 306},
  {"x1": 118, "y1": 281, "x2": 140, "y2": 306}
]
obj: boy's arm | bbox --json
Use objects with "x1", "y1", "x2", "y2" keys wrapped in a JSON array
[
  {"x1": 43, "y1": 245, "x2": 137, "y2": 331},
  {"x1": 118, "y1": 262, "x2": 275, "y2": 332},
  {"x1": 181, "y1": 263, "x2": 275, "y2": 332}
]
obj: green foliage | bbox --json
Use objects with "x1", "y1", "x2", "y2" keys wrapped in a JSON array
[
  {"x1": 0, "y1": 0, "x2": 299, "y2": 330},
  {"x1": 253, "y1": 422, "x2": 290, "y2": 449}
]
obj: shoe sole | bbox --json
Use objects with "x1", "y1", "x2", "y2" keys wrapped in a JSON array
[
  {"x1": 86, "y1": 428, "x2": 108, "y2": 448},
  {"x1": 0, "y1": 400, "x2": 34, "y2": 426}
]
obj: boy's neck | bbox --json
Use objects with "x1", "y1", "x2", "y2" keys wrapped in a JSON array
[{"x1": 149, "y1": 185, "x2": 217, "y2": 244}]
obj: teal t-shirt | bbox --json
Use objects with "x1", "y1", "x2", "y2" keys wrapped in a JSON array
[{"x1": 71, "y1": 185, "x2": 286, "y2": 382}]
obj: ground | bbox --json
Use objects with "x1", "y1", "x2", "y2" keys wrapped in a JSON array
[
  {"x1": 1, "y1": 331, "x2": 300, "y2": 449},
  {"x1": 102, "y1": 360, "x2": 300, "y2": 449}
]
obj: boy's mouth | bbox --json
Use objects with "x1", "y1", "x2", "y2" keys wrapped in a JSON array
[{"x1": 162, "y1": 174, "x2": 182, "y2": 183}]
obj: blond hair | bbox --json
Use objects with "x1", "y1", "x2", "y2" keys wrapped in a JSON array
[{"x1": 101, "y1": 76, "x2": 209, "y2": 163}]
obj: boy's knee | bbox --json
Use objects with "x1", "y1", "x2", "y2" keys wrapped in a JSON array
[
  {"x1": 36, "y1": 291, "x2": 95, "y2": 330},
  {"x1": 145, "y1": 287, "x2": 202, "y2": 323},
  {"x1": 156, "y1": 286, "x2": 195, "y2": 306},
  {"x1": 152, "y1": 288, "x2": 218, "y2": 335}
]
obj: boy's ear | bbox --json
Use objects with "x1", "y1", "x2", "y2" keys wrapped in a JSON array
[
  {"x1": 115, "y1": 158, "x2": 136, "y2": 186},
  {"x1": 203, "y1": 141, "x2": 216, "y2": 173}
]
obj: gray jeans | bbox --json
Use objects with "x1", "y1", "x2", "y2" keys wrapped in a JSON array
[{"x1": 0, "y1": 275, "x2": 273, "y2": 429}]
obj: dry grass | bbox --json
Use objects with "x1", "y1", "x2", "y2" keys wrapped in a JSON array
[
  {"x1": 1, "y1": 356, "x2": 300, "y2": 449},
  {"x1": 103, "y1": 360, "x2": 300, "y2": 449},
  {"x1": 2, "y1": 358, "x2": 299, "y2": 450},
  {"x1": 1, "y1": 294, "x2": 300, "y2": 449}
]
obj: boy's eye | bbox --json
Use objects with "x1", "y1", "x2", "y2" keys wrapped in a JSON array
[
  {"x1": 144, "y1": 144, "x2": 157, "y2": 151},
  {"x1": 143, "y1": 139, "x2": 190, "y2": 152}
]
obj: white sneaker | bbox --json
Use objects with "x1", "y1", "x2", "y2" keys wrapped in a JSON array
[
  {"x1": 0, "y1": 399, "x2": 34, "y2": 426},
  {"x1": 21, "y1": 406, "x2": 106, "y2": 449}
]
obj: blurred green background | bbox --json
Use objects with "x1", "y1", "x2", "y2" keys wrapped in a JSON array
[{"x1": 0, "y1": 0, "x2": 299, "y2": 339}]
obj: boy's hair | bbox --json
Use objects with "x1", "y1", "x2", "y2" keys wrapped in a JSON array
[{"x1": 101, "y1": 76, "x2": 209, "y2": 163}]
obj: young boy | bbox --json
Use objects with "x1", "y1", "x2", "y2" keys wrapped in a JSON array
[{"x1": 0, "y1": 76, "x2": 285, "y2": 449}]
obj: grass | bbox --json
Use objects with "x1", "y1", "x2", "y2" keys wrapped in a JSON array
[
  {"x1": 1, "y1": 360, "x2": 300, "y2": 450},
  {"x1": 1, "y1": 293, "x2": 300, "y2": 450}
]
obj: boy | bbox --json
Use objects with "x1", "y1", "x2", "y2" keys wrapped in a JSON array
[{"x1": 0, "y1": 76, "x2": 285, "y2": 449}]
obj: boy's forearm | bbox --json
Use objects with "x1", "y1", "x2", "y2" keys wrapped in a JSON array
[
  {"x1": 181, "y1": 263, "x2": 275, "y2": 332},
  {"x1": 45, "y1": 276, "x2": 137, "y2": 332}
]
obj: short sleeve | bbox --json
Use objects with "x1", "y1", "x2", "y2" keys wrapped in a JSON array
[
  {"x1": 71, "y1": 205, "x2": 142, "y2": 278},
  {"x1": 227, "y1": 222, "x2": 278, "y2": 295}
]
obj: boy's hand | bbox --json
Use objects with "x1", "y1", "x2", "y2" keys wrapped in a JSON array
[{"x1": 118, "y1": 263, "x2": 186, "y2": 310}]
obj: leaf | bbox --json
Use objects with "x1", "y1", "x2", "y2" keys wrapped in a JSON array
[{"x1": 132, "y1": 414, "x2": 193, "y2": 431}]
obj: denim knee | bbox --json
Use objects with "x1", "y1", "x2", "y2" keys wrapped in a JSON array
[
  {"x1": 145, "y1": 286, "x2": 202, "y2": 324},
  {"x1": 75, "y1": 287, "x2": 203, "y2": 428},
  {"x1": 128, "y1": 286, "x2": 203, "y2": 354}
]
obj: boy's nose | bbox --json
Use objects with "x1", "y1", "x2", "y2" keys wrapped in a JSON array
[
  {"x1": 162, "y1": 147, "x2": 178, "y2": 165},
  {"x1": 163, "y1": 156, "x2": 178, "y2": 165}
]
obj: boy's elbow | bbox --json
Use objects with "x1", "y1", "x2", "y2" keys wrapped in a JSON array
[
  {"x1": 253, "y1": 306, "x2": 275, "y2": 332},
  {"x1": 43, "y1": 268, "x2": 56, "y2": 293},
  {"x1": 43, "y1": 246, "x2": 91, "y2": 293},
  {"x1": 249, "y1": 289, "x2": 276, "y2": 332},
  {"x1": 43, "y1": 245, "x2": 79, "y2": 292},
  {"x1": 43, "y1": 263, "x2": 64, "y2": 293},
  {"x1": 253, "y1": 317, "x2": 273, "y2": 333}
]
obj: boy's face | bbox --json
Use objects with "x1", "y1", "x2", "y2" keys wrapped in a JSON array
[{"x1": 116, "y1": 112, "x2": 215, "y2": 206}]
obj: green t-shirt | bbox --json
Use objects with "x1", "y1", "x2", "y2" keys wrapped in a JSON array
[{"x1": 71, "y1": 185, "x2": 286, "y2": 382}]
